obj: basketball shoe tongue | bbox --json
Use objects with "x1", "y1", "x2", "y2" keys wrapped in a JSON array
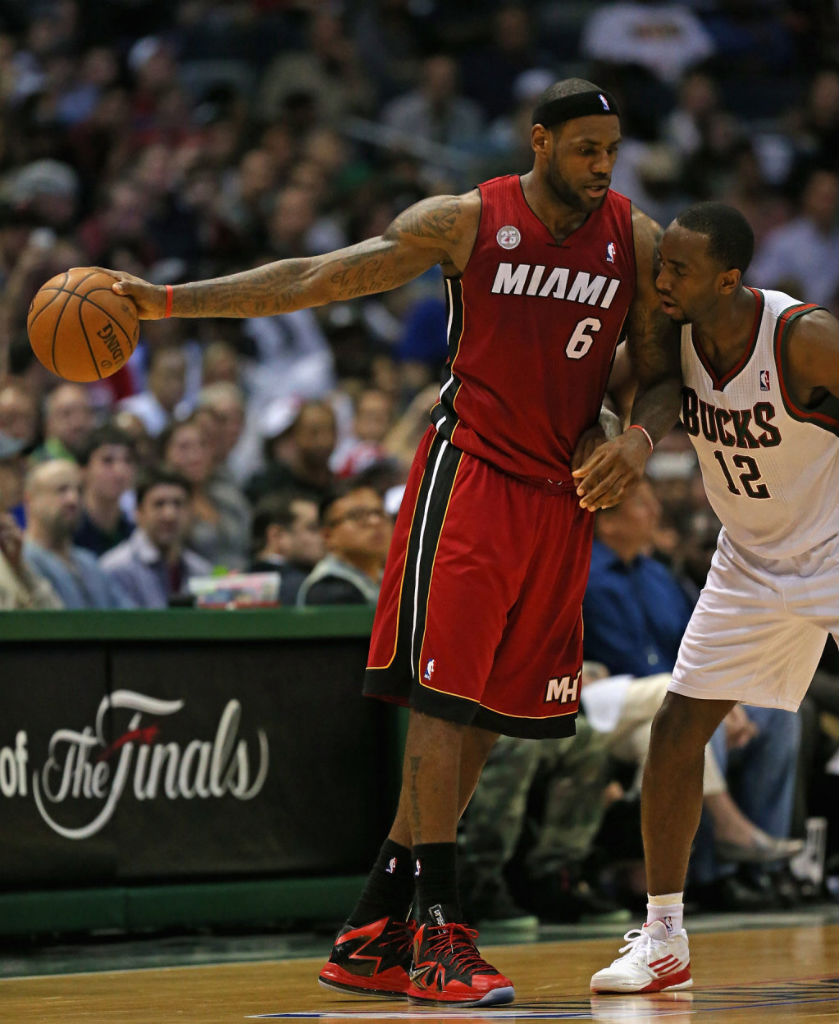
[
  {"x1": 427, "y1": 903, "x2": 449, "y2": 927},
  {"x1": 644, "y1": 920, "x2": 669, "y2": 941}
]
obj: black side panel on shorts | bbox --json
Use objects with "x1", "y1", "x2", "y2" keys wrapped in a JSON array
[{"x1": 363, "y1": 433, "x2": 462, "y2": 702}]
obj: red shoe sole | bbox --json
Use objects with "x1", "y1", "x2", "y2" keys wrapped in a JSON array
[
  {"x1": 318, "y1": 963, "x2": 409, "y2": 998},
  {"x1": 406, "y1": 983, "x2": 515, "y2": 1007}
]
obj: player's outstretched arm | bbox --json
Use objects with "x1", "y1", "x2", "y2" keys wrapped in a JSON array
[
  {"x1": 572, "y1": 208, "x2": 682, "y2": 510},
  {"x1": 105, "y1": 192, "x2": 479, "y2": 319},
  {"x1": 784, "y1": 308, "x2": 839, "y2": 405}
]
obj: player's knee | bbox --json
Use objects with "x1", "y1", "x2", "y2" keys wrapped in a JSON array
[{"x1": 650, "y1": 692, "x2": 718, "y2": 758}]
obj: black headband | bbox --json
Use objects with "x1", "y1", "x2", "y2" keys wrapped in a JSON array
[{"x1": 532, "y1": 89, "x2": 620, "y2": 128}]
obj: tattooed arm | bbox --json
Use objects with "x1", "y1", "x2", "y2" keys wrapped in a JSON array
[
  {"x1": 104, "y1": 192, "x2": 480, "y2": 319},
  {"x1": 572, "y1": 207, "x2": 682, "y2": 510}
]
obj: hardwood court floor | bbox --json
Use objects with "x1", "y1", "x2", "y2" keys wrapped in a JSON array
[{"x1": 0, "y1": 922, "x2": 836, "y2": 1023}]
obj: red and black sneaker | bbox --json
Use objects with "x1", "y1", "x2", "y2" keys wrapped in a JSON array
[
  {"x1": 406, "y1": 921, "x2": 515, "y2": 1006},
  {"x1": 318, "y1": 916, "x2": 416, "y2": 997}
]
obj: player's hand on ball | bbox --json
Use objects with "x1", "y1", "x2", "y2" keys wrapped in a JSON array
[
  {"x1": 93, "y1": 268, "x2": 167, "y2": 320},
  {"x1": 571, "y1": 427, "x2": 652, "y2": 510}
]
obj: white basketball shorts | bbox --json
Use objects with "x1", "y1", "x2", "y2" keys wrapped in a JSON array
[{"x1": 669, "y1": 527, "x2": 839, "y2": 712}]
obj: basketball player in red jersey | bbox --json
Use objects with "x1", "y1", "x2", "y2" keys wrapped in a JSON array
[{"x1": 106, "y1": 79, "x2": 681, "y2": 1007}]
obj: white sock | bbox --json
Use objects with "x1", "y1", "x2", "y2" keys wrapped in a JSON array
[{"x1": 646, "y1": 892, "x2": 684, "y2": 935}]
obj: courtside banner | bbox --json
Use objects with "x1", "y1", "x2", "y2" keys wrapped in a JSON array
[{"x1": 0, "y1": 637, "x2": 387, "y2": 886}]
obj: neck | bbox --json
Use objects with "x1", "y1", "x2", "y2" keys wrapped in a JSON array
[
  {"x1": 341, "y1": 553, "x2": 382, "y2": 582},
  {"x1": 290, "y1": 454, "x2": 330, "y2": 486},
  {"x1": 153, "y1": 539, "x2": 182, "y2": 566},
  {"x1": 692, "y1": 287, "x2": 755, "y2": 352},
  {"x1": 520, "y1": 170, "x2": 589, "y2": 242},
  {"x1": 600, "y1": 535, "x2": 644, "y2": 565},
  {"x1": 84, "y1": 491, "x2": 121, "y2": 530},
  {"x1": 27, "y1": 522, "x2": 72, "y2": 558}
]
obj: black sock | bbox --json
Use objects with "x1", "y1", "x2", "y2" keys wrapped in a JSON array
[
  {"x1": 413, "y1": 842, "x2": 462, "y2": 923},
  {"x1": 347, "y1": 839, "x2": 413, "y2": 926}
]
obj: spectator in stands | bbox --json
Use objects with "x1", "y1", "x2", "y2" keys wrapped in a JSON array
[
  {"x1": 217, "y1": 147, "x2": 277, "y2": 254},
  {"x1": 580, "y1": 1, "x2": 715, "y2": 87},
  {"x1": 160, "y1": 415, "x2": 250, "y2": 571},
  {"x1": 298, "y1": 482, "x2": 391, "y2": 606},
  {"x1": 380, "y1": 53, "x2": 484, "y2": 155},
  {"x1": 783, "y1": 68, "x2": 838, "y2": 181},
  {"x1": 118, "y1": 343, "x2": 190, "y2": 437},
  {"x1": 249, "y1": 492, "x2": 323, "y2": 606},
  {"x1": 31, "y1": 383, "x2": 94, "y2": 463},
  {"x1": 266, "y1": 184, "x2": 342, "y2": 260},
  {"x1": 22, "y1": 460, "x2": 133, "y2": 608},
  {"x1": 101, "y1": 467, "x2": 211, "y2": 609},
  {"x1": 78, "y1": 179, "x2": 155, "y2": 266},
  {"x1": 193, "y1": 382, "x2": 246, "y2": 483},
  {"x1": 459, "y1": 4, "x2": 558, "y2": 122},
  {"x1": 112, "y1": 409, "x2": 158, "y2": 472},
  {"x1": 584, "y1": 478, "x2": 694, "y2": 676},
  {"x1": 0, "y1": 380, "x2": 39, "y2": 448},
  {"x1": 74, "y1": 424, "x2": 136, "y2": 556},
  {"x1": 200, "y1": 338, "x2": 243, "y2": 390},
  {"x1": 749, "y1": 168, "x2": 839, "y2": 310},
  {"x1": 0, "y1": 429, "x2": 28, "y2": 528},
  {"x1": 584, "y1": 479, "x2": 802, "y2": 909},
  {"x1": 247, "y1": 399, "x2": 338, "y2": 506},
  {"x1": 258, "y1": 9, "x2": 374, "y2": 126},
  {"x1": 0, "y1": 509, "x2": 60, "y2": 609},
  {"x1": 330, "y1": 386, "x2": 395, "y2": 478}
]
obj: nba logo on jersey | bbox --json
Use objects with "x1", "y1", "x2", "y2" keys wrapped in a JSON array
[
  {"x1": 386, "y1": 856, "x2": 397, "y2": 874},
  {"x1": 598, "y1": 93, "x2": 611, "y2": 110},
  {"x1": 760, "y1": 369, "x2": 771, "y2": 391},
  {"x1": 423, "y1": 658, "x2": 436, "y2": 681},
  {"x1": 606, "y1": 242, "x2": 617, "y2": 263}
]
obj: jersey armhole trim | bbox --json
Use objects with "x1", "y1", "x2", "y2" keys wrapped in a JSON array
[{"x1": 773, "y1": 303, "x2": 839, "y2": 434}]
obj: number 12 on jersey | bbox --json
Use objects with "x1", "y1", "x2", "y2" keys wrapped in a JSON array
[{"x1": 713, "y1": 450, "x2": 770, "y2": 499}]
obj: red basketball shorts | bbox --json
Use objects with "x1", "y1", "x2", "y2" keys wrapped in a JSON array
[{"x1": 364, "y1": 428, "x2": 594, "y2": 738}]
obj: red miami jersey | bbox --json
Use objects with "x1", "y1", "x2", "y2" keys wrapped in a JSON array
[{"x1": 431, "y1": 174, "x2": 636, "y2": 488}]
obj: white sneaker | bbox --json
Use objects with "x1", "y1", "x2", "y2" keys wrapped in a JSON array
[{"x1": 590, "y1": 920, "x2": 692, "y2": 993}]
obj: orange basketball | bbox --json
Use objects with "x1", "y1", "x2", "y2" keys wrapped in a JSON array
[{"x1": 27, "y1": 267, "x2": 139, "y2": 382}]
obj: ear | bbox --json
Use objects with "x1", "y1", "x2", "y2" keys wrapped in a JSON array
[
  {"x1": 717, "y1": 268, "x2": 741, "y2": 295},
  {"x1": 531, "y1": 123, "x2": 550, "y2": 157}
]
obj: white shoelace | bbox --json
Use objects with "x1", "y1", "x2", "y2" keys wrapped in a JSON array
[{"x1": 616, "y1": 927, "x2": 663, "y2": 963}]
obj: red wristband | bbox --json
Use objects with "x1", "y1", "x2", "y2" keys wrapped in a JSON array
[
  {"x1": 163, "y1": 284, "x2": 173, "y2": 318},
  {"x1": 628, "y1": 423, "x2": 654, "y2": 452}
]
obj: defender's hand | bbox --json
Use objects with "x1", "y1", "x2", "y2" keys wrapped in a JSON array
[{"x1": 571, "y1": 428, "x2": 651, "y2": 510}]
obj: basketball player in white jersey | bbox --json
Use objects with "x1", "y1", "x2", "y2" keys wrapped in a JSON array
[{"x1": 591, "y1": 202, "x2": 838, "y2": 993}]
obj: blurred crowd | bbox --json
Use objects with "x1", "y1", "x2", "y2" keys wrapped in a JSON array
[
  {"x1": 0, "y1": 0, "x2": 836, "y2": 922},
  {"x1": 0, "y1": 0, "x2": 835, "y2": 600}
]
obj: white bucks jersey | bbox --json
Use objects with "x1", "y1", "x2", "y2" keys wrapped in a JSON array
[{"x1": 680, "y1": 288, "x2": 838, "y2": 560}]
